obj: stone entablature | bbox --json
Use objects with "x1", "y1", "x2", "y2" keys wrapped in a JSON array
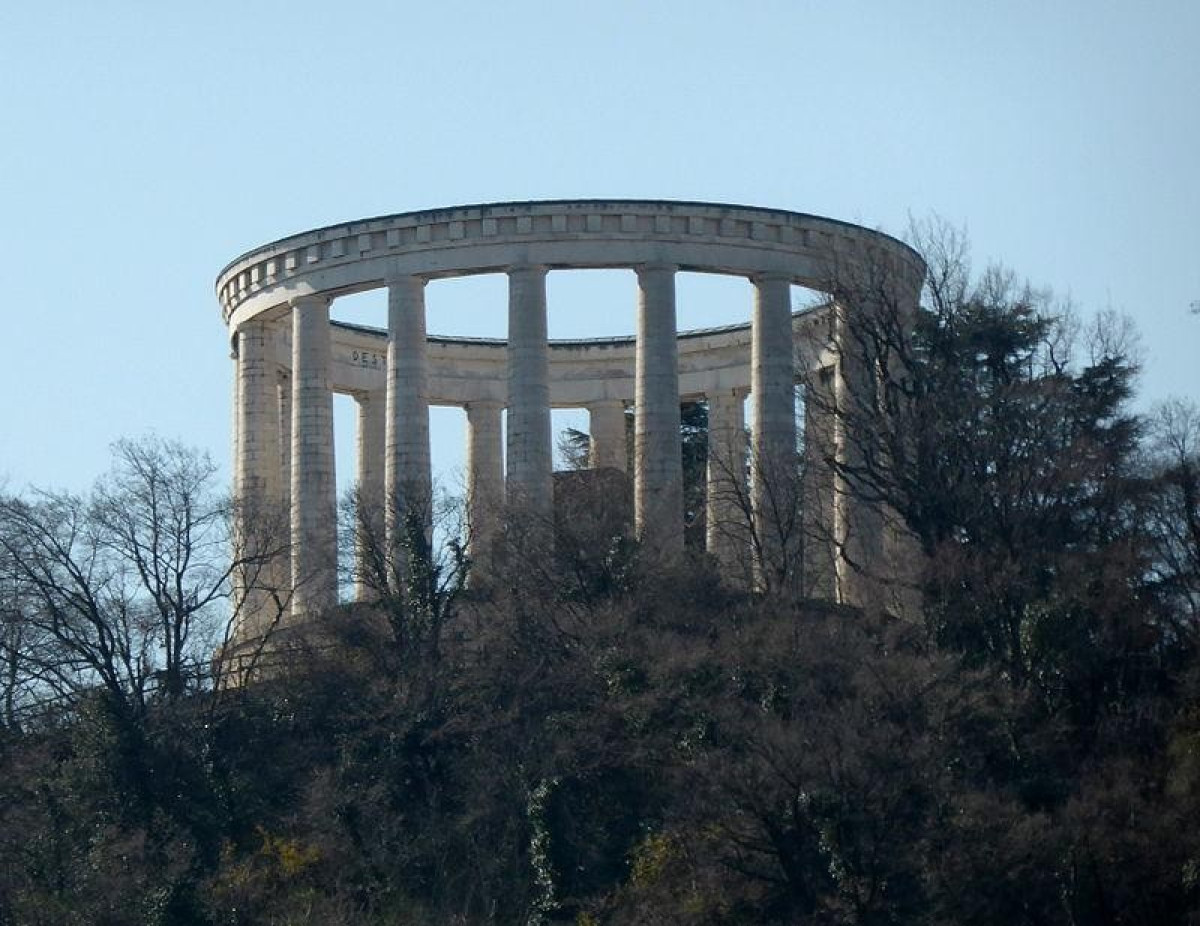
[
  {"x1": 220, "y1": 200, "x2": 925, "y2": 644},
  {"x1": 217, "y1": 200, "x2": 922, "y2": 329}
]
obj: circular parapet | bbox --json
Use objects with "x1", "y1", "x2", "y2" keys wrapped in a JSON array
[{"x1": 216, "y1": 199, "x2": 924, "y2": 331}]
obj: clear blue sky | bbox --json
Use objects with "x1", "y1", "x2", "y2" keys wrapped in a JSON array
[{"x1": 2, "y1": 1, "x2": 1197, "y2": 495}]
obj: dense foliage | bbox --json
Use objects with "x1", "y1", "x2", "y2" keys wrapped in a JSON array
[{"x1": 2, "y1": 236, "x2": 1198, "y2": 924}]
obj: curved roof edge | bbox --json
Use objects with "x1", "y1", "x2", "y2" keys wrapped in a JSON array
[{"x1": 217, "y1": 198, "x2": 922, "y2": 287}]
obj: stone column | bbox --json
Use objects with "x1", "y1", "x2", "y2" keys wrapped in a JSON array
[
  {"x1": 506, "y1": 265, "x2": 553, "y2": 516},
  {"x1": 634, "y1": 263, "x2": 684, "y2": 554},
  {"x1": 833, "y1": 299, "x2": 885, "y2": 609},
  {"x1": 236, "y1": 321, "x2": 282, "y2": 504},
  {"x1": 465, "y1": 399, "x2": 504, "y2": 572},
  {"x1": 877, "y1": 284, "x2": 923, "y2": 618},
  {"x1": 276, "y1": 369, "x2": 293, "y2": 619},
  {"x1": 801, "y1": 366, "x2": 838, "y2": 600},
  {"x1": 751, "y1": 273, "x2": 798, "y2": 588},
  {"x1": 231, "y1": 348, "x2": 240, "y2": 500},
  {"x1": 234, "y1": 320, "x2": 284, "y2": 638},
  {"x1": 706, "y1": 389, "x2": 748, "y2": 579},
  {"x1": 290, "y1": 295, "x2": 337, "y2": 616},
  {"x1": 230, "y1": 349, "x2": 244, "y2": 643},
  {"x1": 588, "y1": 400, "x2": 628, "y2": 471},
  {"x1": 277, "y1": 371, "x2": 292, "y2": 525},
  {"x1": 355, "y1": 388, "x2": 386, "y2": 600},
  {"x1": 385, "y1": 275, "x2": 432, "y2": 568}
]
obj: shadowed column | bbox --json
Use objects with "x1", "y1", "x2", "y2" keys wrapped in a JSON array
[
  {"x1": 277, "y1": 370, "x2": 291, "y2": 533},
  {"x1": 386, "y1": 275, "x2": 432, "y2": 576},
  {"x1": 706, "y1": 389, "x2": 748, "y2": 580},
  {"x1": 276, "y1": 367, "x2": 293, "y2": 622},
  {"x1": 751, "y1": 273, "x2": 798, "y2": 588},
  {"x1": 231, "y1": 349, "x2": 240, "y2": 502},
  {"x1": 588, "y1": 399, "x2": 628, "y2": 471},
  {"x1": 506, "y1": 265, "x2": 552, "y2": 516},
  {"x1": 802, "y1": 366, "x2": 838, "y2": 600},
  {"x1": 355, "y1": 388, "x2": 386, "y2": 600},
  {"x1": 634, "y1": 263, "x2": 683, "y2": 554},
  {"x1": 465, "y1": 399, "x2": 504, "y2": 573},
  {"x1": 290, "y1": 295, "x2": 337, "y2": 616},
  {"x1": 833, "y1": 299, "x2": 885, "y2": 609}
]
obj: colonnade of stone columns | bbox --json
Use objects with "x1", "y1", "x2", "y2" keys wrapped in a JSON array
[{"x1": 232, "y1": 265, "x2": 836, "y2": 633}]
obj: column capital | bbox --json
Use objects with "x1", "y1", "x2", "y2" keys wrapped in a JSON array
[
  {"x1": 636, "y1": 261, "x2": 678, "y2": 277},
  {"x1": 751, "y1": 271, "x2": 793, "y2": 285},
  {"x1": 232, "y1": 315, "x2": 273, "y2": 339},
  {"x1": 288, "y1": 292, "x2": 330, "y2": 310},
  {"x1": 385, "y1": 272, "x2": 427, "y2": 291},
  {"x1": 507, "y1": 263, "x2": 547, "y2": 279},
  {"x1": 465, "y1": 397, "x2": 505, "y2": 412}
]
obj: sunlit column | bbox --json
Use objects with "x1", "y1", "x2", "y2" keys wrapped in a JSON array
[
  {"x1": 634, "y1": 263, "x2": 683, "y2": 554},
  {"x1": 385, "y1": 275, "x2": 432, "y2": 568},
  {"x1": 506, "y1": 265, "x2": 553, "y2": 516},
  {"x1": 236, "y1": 321, "x2": 283, "y2": 506},
  {"x1": 290, "y1": 295, "x2": 337, "y2": 616},
  {"x1": 233, "y1": 320, "x2": 284, "y2": 638}
]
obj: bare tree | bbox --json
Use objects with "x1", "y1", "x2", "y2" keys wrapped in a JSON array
[
  {"x1": 809, "y1": 217, "x2": 1149, "y2": 675},
  {"x1": 704, "y1": 411, "x2": 808, "y2": 597},
  {"x1": 340, "y1": 482, "x2": 470, "y2": 662},
  {"x1": 0, "y1": 435, "x2": 288, "y2": 722}
]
